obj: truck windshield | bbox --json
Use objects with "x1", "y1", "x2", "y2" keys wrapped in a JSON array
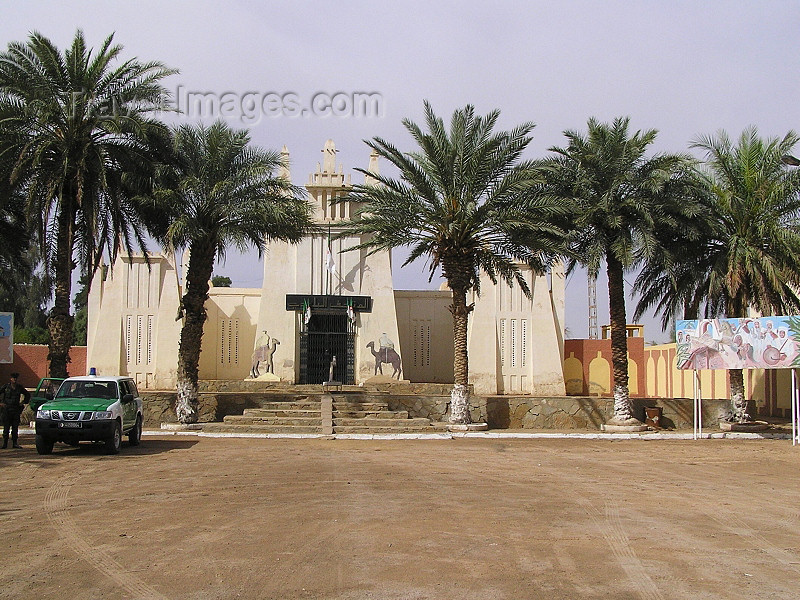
[{"x1": 56, "y1": 381, "x2": 118, "y2": 400}]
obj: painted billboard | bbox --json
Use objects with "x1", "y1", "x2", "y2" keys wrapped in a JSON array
[
  {"x1": 0, "y1": 312, "x2": 13, "y2": 364},
  {"x1": 676, "y1": 316, "x2": 800, "y2": 370}
]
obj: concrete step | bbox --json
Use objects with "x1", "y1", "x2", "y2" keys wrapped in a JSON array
[
  {"x1": 333, "y1": 424, "x2": 434, "y2": 434},
  {"x1": 333, "y1": 417, "x2": 430, "y2": 427},
  {"x1": 243, "y1": 407, "x2": 321, "y2": 417},
  {"x1": 329, "y1": 393, "x2": 386, "y2": 400},
  {"x1": 201, "y1": 423, "x2": 324, "y2": 434},
  {"x1": 332, "y1": 402, "x2": 389, "y2": 411},
  {"x1": 248, "y1": 401, "x2": 322, "y2": 410},
  {"x1": 224, "y1": 416, "x2": 322, "y2": 426},
  {"x1": 332, "y1": 410, "x2": 409, "y2": 419}
]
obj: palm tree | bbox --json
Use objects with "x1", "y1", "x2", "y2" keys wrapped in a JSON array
[
  {"x1": 0, "y1": 155, "x2": 32, "y2": 300},
  {"x1": 633, "y1": 210, "x2": 716, "y2": 329},
  {"x1": 0, "y1": 30, "x2": 175, "y2": 377},
  {"x1": 340, "y1": 102, "x2": 568, "y2": 425},
  {"x1": 145, "y1": 121, "x2": 314, "y2": 423},
  {"x1": 635, "y1": 127, "x2": 800, "y2": 422},
  {"x1": 542, "y1": 117, "x2": 701, "y2": 426}
]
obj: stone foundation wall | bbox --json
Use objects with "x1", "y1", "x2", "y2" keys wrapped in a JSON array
[
  {"x1": 482, "y1": 396, "x2": 730, "y2": 430},
  {"x1": 387, "y1": 394, "x2": 730, "y2": 430},
  {"x1": 143, "y1": 392, "x2": 248, "y2": 427},
  {"x1": 144, "y1": 388, "x2": 733, "y2": 431},
  {"x1": 143, "y1": 390, "x2": 344, "y2": 427}
]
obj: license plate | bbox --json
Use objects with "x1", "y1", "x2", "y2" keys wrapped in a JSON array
[{"x1": 58, "y1": 422, "x2": 82, "y2": 429}]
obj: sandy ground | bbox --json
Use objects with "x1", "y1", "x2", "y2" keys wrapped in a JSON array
[{"x1": 0, "y1": 432, "x2": 798, "y2": 600}]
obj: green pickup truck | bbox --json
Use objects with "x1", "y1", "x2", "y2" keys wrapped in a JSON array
[{"x1": 34, "y1": 375, "x2": 144, "y2": 455}]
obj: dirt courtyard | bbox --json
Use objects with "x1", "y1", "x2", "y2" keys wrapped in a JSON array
[{"x1": 0, "y1": 433, "x2": 798, "y2": 600}]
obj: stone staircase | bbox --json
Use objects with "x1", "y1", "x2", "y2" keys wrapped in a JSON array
[
  {"x1": 332, "y1": 396, "x2": 433, "y2": 433},
  {"x1": 201, "y1": 391, "x2": 435, "y2": 435}
]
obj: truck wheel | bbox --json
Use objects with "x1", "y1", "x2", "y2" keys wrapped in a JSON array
[
  {"x1": 105, "y1": 421, "x2": 122, "y2": 455},
  {"x1": 35, "y1": 434, "x2": 54, "y2": 455},
  {"x1": 128, "y1": 416, "x2": 142, "y2": 446}
]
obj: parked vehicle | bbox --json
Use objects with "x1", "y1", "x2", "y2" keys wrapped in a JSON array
[{"x1": 35, "y1": 376, "x2": 143, "y2": 455}]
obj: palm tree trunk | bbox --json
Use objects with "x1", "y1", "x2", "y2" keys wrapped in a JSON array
[
  {"x1": 724, "y1": 298, "x2": 750, "y2": 423},
  {"x1": 728, "y1": 368, "x2": 749, "y2": 423},
  {"x1": 47, "y1": 204, "x2": 75, "y2": 378},
  {"x1": 683, "y1": 297, "x2": 700, "y2": 321},
  {"x1": 606, "y1": 254, "x2": 638, "y2": 424},
  {"x1": 448, "y1": 284, "x2": 474, "y2": 424},
  {"x1": 175, "y1": 244, "x2": 214, "y2": 424}
]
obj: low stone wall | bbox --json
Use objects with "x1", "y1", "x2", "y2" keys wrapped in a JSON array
[
  {"x1": 386, "y1": 395, "x2": 450, "y2": 423},
  {"x1": 481, "y1": 396, "x2": 731, "y2": 430},
  {"x1": 145, "y1": 388, "x2": 734, "y2": 431},
  {"x1": 389, "y1": 394, "x2": 733, "y2": 430},
  {"x1": 143, "y1": 392, "x2": 180, "y2": 427},
  {"x1": 143, "y1": 392, "x2": 270, "y2": 427},
  {"x1": 145, "y1": 390, "x2": 457, "y2": 428}
]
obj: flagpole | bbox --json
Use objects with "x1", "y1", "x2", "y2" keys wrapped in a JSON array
[{"x1": 327, "y1": 224, "x2": 331, "y2": 296}]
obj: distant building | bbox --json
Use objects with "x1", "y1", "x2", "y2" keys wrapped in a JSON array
[{"x1": 87, "y1": 141, "x2": 566, "y2": 395}]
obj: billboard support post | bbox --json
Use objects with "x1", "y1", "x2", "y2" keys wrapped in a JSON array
[
  {"x1": 793, "y1": 369, "x2": 799, "y2": 446},
  {"x1": 693, "y1": 370, "x2": 702, "y2": 440}
]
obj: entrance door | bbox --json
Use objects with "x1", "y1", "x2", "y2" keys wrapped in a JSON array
[{"x1": 300, "y1": 312, "x2": 354, "y2": 384}]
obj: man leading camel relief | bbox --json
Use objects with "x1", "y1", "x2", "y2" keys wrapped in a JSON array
[
  {"x1": 251, "y1": 331, "x2": 281, "y2": 378},
  {"x1": 379, "y1": 333, "x2": 395, "y2": 357},
  {"x1": 1, "y1": 372, "x2": 30, "y2": 449},
  {"x1": 367, "y1": 334, "x2": 403, "y2": 379}
]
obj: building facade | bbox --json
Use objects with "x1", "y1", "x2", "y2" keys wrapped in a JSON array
[{"x1": 87, "y1": 141, "x2": 567, "y2": 395}]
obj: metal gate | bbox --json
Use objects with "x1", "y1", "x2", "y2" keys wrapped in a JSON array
[{"x1": 299, "y1": 312, "x2": 355, "y2": 384}]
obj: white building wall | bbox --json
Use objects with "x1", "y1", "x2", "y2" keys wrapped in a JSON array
[
  {"x1": 394, "y1": 291, "x2": 453, "y2": 383},
  {"x1": 463, "y1": 264, "x2": 566, "y2": 396},
  {"x1": 86, "y1": 143, "x2": 566, "y2": 394},
  {"x1": 87, "y1": 254, "x2": 182, "y2": 389},
  {"x1": 254, "y1": 242, "x2": 298, "y2": 382},
  {"x1": 200, "y1": 287, "x2": 261, "y2": 380}
]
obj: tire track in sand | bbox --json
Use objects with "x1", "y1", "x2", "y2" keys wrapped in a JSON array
[
  {"x1": 578, "y1": 498, "x2": 664, "y2": 600},
  {"x1": 468, "y1": 456, "x2": 666, "y2": 600},
  {"x1": 465, "y1": 452, "x2": 665, "y2": 600},
  {"x1": 44, "y1": 471, "x2": 168, "y2": 600},
  {"x1": 15, "y1": 460, "x2": 41, "y2": 481},
  {"x1": 700, "y1": 508, "x2": 800, "y2": 575}
]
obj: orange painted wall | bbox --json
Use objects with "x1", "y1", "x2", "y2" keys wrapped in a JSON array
[
  {"x1": 0, "y1": 344, "x2": 87, "y2": 387},
  {"x1": 563, "y1": 337, "x2": 646, "y2": 397}
]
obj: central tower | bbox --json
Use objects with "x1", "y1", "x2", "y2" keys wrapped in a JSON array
[{"x1": 253, "y1": 140, "x2": 402, "y2": 384}]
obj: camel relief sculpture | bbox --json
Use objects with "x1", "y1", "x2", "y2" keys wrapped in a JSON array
[
  {"x1": 367, "y1": 335, "x2": 402, "y2": 379},
  {"x1": 251, "y1": 336, "x2": 280, "y2": 378}
]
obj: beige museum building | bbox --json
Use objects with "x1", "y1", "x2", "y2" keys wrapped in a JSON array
[{"x1": 87, "y1": 141, "x2": 567, "y2": 396}]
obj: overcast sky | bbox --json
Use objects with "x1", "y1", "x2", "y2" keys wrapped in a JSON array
[{"x1": 4, "y1": 1, "x2": 799, "y2": 342}]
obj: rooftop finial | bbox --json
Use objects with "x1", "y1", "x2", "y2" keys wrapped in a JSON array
[
  {"x1": 279, "y1": 145, "x2": 291, "y2": 181},
  {"x1": 365, "y1": 149, "x2": 380, "y2": 185},
  {"x1": 322, "y1": 139, "x2": 337, "y2": 173}
]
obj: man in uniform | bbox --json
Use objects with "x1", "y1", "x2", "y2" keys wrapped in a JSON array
[{"x1": 1, "y1": 372, "x2": 31, "y2": 449}]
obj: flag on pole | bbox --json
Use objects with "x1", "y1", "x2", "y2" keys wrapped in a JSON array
[
  {"x1": 347, "y1": 298, "x2": 356, "y2": 325},
  {"x1": 326, "y1": 225, "x2": 336, "y2": 276},
  {"x1": 302, "y1": 299, "x2": 311, "y2": 326},
  {"x1": 325, "y1": 245, "x2": 336, "y2": 275}
]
